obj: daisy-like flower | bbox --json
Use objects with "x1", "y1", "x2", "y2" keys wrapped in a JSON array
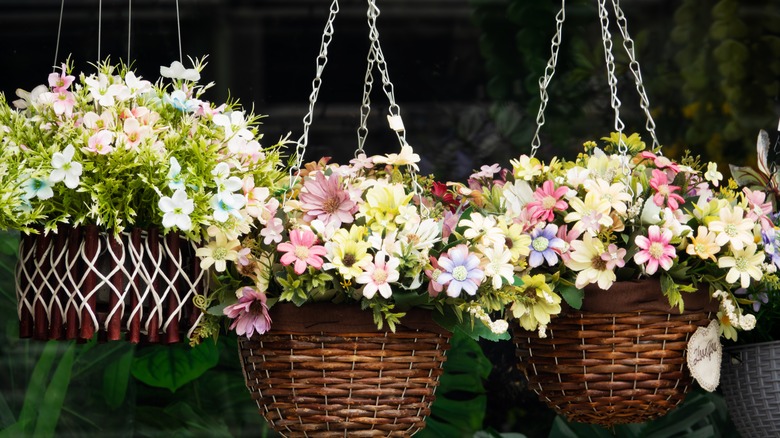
[
  {"x1": 510, "y1": 274, "x2": 561, "y2": 334},
  {"x1": 359, "y1": 181, "x2": 413, "y2": 232},
  {"x1": 686, "y1": 226, "x2": 721, "y2": 261},
  {"x1": 223, "y1": 287, "x2": 272, "y2": 338},
  {"x1": 510, "y1": 155, "x2": 543, "y2": 181},
  {"x1": 424, "y1": 256, "x2": 445, "y2": 297},
  {"x1": 196, "y1": 231, "x2": 240, "y2": 272},
  {"x1": 526, "y1": 180, "x2": 568, "y2": 222},
  {"x1": 326, "y1": 226, "x2": 372, "y2": 280},
  {"x1": 277, "y1": 229, "x2": 327, "y2": 275},
  {"x1": 436, "y1": 244, "x2": 485, "y2": 297},
  {"x1": 461, "y1": 212, "x2": 503, "y2": 247},
  {"x1": 563, "y1": 191, "x2": 613, "y2": 234},
  {"x1": 499, "y1": 219, "x2": 531, "y2": 262},
  {"x1": 638, "y1": 150, "x2": 680, "y2": 173},
  {"x1": 158, "y1": 189, "x2": 194, "y2": 231},
  {"x1": 49, "y1": 144, "x2": 82, "y2": 189},
  {"x1": 565, "y1": 234, "x2": 615, "y2": 289},
  {"x1": 649, "y1": 169, "x2": 685, "y2": 211},
  {"x1": 356, "y1": 250, "x2": 401, "y2": 299},
  {"x1": 299, "y1": 171, "x2": 357, "y2": 228},
  {"x1": 704, "y1": 162, "x2": 723, "y2": 187},
  {"x1": 708, "y1": 206, "x2": 755, "y2": 251},
  {"x1": 634, "y1": 225, "x2": 676, "y2": 275},
  {"x1": 718, "y1": 243, "x2": 765, "y2": 288},
  {"x1": 528, "y1": 224, "x2": 566, "y2": 268},
  {"x1": 584, "y1": 179, "x2": 632, "y2": 215},
  {"x1": 481, "y1": 240, "x2": 515, "y2": 289},
  {"x1": 372, "y1": 145, "x2": 420, "y2": 171}
]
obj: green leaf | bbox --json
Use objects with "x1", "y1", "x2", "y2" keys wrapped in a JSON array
[
  {"x1": 102, "y1": 345, "x2": 134, "y2": 409},
  {"x1": 17, "y1": 341, "x2": 59, "y2": 435},
  {"x1": 131, "y1": 340, "x2": 219, "y2": 392},
  {"x1": 559, "y1": 284, "x2": 583, "y2": 310},
  {"x1": 33, "y1": 342, "x2": 77, "y2": 437}
]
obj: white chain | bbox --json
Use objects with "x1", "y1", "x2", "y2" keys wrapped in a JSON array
[
  {"x1": 366, "y1": 0, "x2": 408, "y2": 150},
  {"x1": 291, "y1": 0, "x2": 339, "y2": 179},
  {"x1": 610, "y1": 0, "x2": 660, "y2": 152},
  {"x1": 530, "y1": 0, "x2": 566, "y2": 158},
  {"x1": 356, "y1": 43, "x2": 376, "y2": 156}
]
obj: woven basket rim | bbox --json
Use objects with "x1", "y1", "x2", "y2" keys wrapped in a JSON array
[
  {"x1": 571, "y1": 278, "x2": 718, "y2": 315},
  {"x1": 263, "y1": 301, "x2": 451, "y2": 335}
]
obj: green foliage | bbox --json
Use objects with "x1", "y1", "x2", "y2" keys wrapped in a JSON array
[{"x1": 131, "y1": 340, "x2": 220, "y2": 392}]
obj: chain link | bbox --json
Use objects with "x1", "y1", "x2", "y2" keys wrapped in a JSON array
[
  {"x1": 356, "y1": 43, "x2": 377, "y2": 156},
  {"x1": 291, "y1": 0, "x2": 340, "y2": 178},
  {"x1": 530, "y1": 0, "x2": 566, "y2": 158},
  {"x1": 611, "y1": 0, "x2": 660, "y2": 152}
]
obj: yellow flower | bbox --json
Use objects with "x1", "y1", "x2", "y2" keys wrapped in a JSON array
[
  {"x1": 195, "y1": 231, "x2": 239, "y2": 272},
  {"x1": 498, "y1": 218, "x2": 531, "y2": 262},
  {"x1": 510, "y1": 155, "x2": 542, "y2": 181},
  {"x1": 325, "y1": 225, "x2": 372, "y2": 280},
  {"x1": 564, "y1": 191, "x2": 613, "y2": 234},
  {"x1": 510, "y1": 274, "x2": 561, "y2": 332},
  {"x1": 359, "y1": 181, "x2": 413, "y2": 232},
  {"x1": 685, "y1": 226, "x2": 721, "y2": 261}
]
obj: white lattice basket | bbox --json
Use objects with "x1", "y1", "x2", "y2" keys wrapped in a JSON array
[{"x1": 15, "y1": 224, "x2": 207, "y2": 343}]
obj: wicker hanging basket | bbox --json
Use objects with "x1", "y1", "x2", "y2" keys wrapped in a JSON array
[
  {"x1": 720, "y1": 340, "x2": 780, "y2": 437},
  {"x1": 15, "y1": 224, "x2": 207, "y2": 343},
  {"x1": 238, "y1": 302, "x2": 451, "y2": 437},
  {"x1": 513, "y1": 279, "x2": 717, "y2": 427}
]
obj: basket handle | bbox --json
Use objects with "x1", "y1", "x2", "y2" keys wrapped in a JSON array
[{"x1": 529, "y1": 0, "x2": 660, "y2": 160}]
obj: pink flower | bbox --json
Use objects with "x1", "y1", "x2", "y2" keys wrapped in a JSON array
[
  {"x1": 48, "y1": 65, "x2": 75, "y2": 92},
  {"x1": 526, "y1": 180, "x2": 569, "y2": 222},
  {"x1": 299, "y1": 171, "x2": 357, "y2": 228},
  {"x1": 223, "y1": 287, "x2": 272, "y2": 337},
  {"x1": 86, "y1": 130, "x2": 115, "y2": 154},
  {"x1": 633, "y1": 225, "x2": 676, "y2": 275},
  {"x1": 639, "y1": 151, "x2": 680, "y2": 174},
  {"x1": 424, "y1": 256, "x2": 445, "y2": 297},
  {"x1": 243, "y1": 177, "x2": 270, "y2": 218},
  {"x1": 122, "y1": 117, "x2": 152, "y2": 150},
  {"x1": 277, "y1": 228, "x2": 327, "y2": 274},
  {"x1": 600, "y1": 244, "x2": 626, "y2": 270},
  {"x1": 649, "y1": 169, "x2": 685, "y2": 211},
  {"x1": 743, "y1": 187, "x2": 773, "y2": 231},
  {"x1": 261, "y1": 217, "x2": 284, "y2": 245},
  {"x1": 555, "y1": 224, "x2": 582, "y2": 263},
  {"x1": 356, "y1": 251, "x2": 401, "y2": 299}
]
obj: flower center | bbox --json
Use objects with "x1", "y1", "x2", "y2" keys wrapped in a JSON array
[
  {"x1": 694, "y1": 243, "x2": 707, "y2": 254},
  {"x1": 372, "y1": 268, "x2": 388, "y2": 284},
  {"x1": 431, "y1": 268, "x2": 442, "y2": 281},
  {"x1": 648, "y1": 242, "x2": 665, "y2": 259},
  {"x1": 724, "y1": 223, "x2": 737, "y2": 237},
  {"x1": 541, "y1": 196, "x2": 557, "y2": 210},
  {"x1": 342, "y1": 253, "x2": 356, "y2": 267},
  {"x1": 657, "y1": 185, "x2": 670, "y2": 196},
  {"x1": 452, "y1": 265, "x2": 468, "y2": 282},
  {"x1": 591, "y1": 255, "x2": 608, "y2": 271},
  {"x1": 213, "y1": 247, "x2": 228, "y2": 261},
  {"x1": 323, "y1": 196, "x2": 341, "y2": 214},
  {"x1": 249, "y1": 300, "x2": 265, "y2": 314},
  {"x1": 735, "y1": 256, "x2": 748, "y2": 272},
  {"x1": 294, "y1": 245, "x2": 310, "y2": 260},
  {"x1": 532, "y1": 236, "x2": 549, "y2": 252},
  {"x1": 505, "y1": 237, "x2": 514, "y2": 249}
]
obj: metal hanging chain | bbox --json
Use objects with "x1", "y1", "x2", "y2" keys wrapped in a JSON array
[
  {"x1": 530, "y1": 0, "x2": 566, "y2": 158},
  {"x1": 128, "y1": 0, "x2": 132, "y2": 62},
  {"x1": 175, "y1": 0, "x2": 183, "y2": 62},
  {"x1": 291, "y1": 0, "x2": 340, "y2": 178},
  {"x1": 356, "y1": 43, "x2": 377, "y2": 156},
  {"x1": 98, "y1": 0, "x2": 103, "y2": 61},
  {"x1": 366, "y1": 0, "x2": 409, "y2": 150},
  {"x1": 597, "y1": 0, "x2": 627, "y2": 163},
  {"x1": 610, "y1": 0, "x2": 660, "y2": 151},
  {"x1": 53, "y1": 0, "x2": 66, "y2": 69}
]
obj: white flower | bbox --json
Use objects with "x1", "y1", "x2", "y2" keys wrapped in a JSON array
[
  {"x1": 501, "y1": 179, "x2": 534, "y2": 217},
  {"x1": 718, "y1": 243, "x2": 765, "y2": 288},
  {"x1": 124, "y1": 71, "x2": 152, "y2": 96},
  {"x1": 372, "y1": 145, "x2": 420, "y2": 171},
  {"x1": 49, "y1": 144, "x2": 82, "y2": 189},
  {"x1": 704, "y1": 162, "x2": 723, "y2": 187},
  {"x1": 356, "y1": 250, "x2": 400, "y2": 299},
  {"x1": 481, "y1": 241, "x2": 514, "y2": 289},
  {"x1": 213, "y1": 110, "x2": 252, "y2": 140},
  {"x1": 167, "y1": 157, "x2": 185, "y2": 190},
  {"x1": 22, "y1": 176, "x2": 53, "y2": 200},
  {"x1": 160, "y1": 61, "x2": 201, "y2": 82},
  {"x1": 158, "y1": 189, "x2": 194, "y2": 231},
  {"x1": 210, "y1": 192, "x2": 246, "y2": 223},
  {"x1": 461, "y1": 212, "x2": 503, "y2": 247}
]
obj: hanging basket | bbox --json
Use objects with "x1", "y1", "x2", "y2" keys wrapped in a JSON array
[
  {"x1": 720, "y1": 340, "x2": 780, "y2": 437},
  {"x1": 238, "y1": 302, "x2": 450, "y2": 437},
  {"x1": 15, "y1": 224, "x2": 207, "y2": 343},
  {"x1": 513, "y1": 279, "x2": 717, "y2": 427}
]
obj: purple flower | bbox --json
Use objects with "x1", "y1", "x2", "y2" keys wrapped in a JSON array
[
  {"x1": 763, "y1": 228, "x2": 780, "y2": 269},
  {"x1": 528, "y1": 224, "x2": 566, "y2": 268},
  {"x1": 436, "y1": 244, "x2": 485, "y2": 298},
  {"x1": 223, "y1": 287, "x2": 272, "y2": 337},
  {"x1": 735, "y1": 288, "x2": 769, "y2": 312}
]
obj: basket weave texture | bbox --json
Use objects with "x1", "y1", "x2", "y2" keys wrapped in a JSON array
[
  {"x1": 721, "y1": 340, "x2": 780, "y2": 438},
  {"x1": 514, "y1": 279, "x2": 716, "y2": 427},
  {"x1": 15, "y1": 224, "x2": 206, "y2": 343},
  {"x1": 238, "y1": 302, "x2": 450, "y2": 437}
]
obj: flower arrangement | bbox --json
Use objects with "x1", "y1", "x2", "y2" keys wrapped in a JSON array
[
  {"x1": 487, "y1": 132, "x2": 775, "y2": 339},
  {"x1": 195, "y1": 147, "x2": 541, "y2": 342},
  {"x1": 725, "y1": 128, "x2": 780, "y2": 344},
  {"x1": 0, "y1": 57, "x2": 286, "y2": 240}
]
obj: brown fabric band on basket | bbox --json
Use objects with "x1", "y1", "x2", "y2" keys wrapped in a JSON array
[
  {"x1": 577, "y1": 278, "x2": 719, "y2": 314},
  {"x1": 267, "y1": 301, "x2": 450, "y2": 335}
]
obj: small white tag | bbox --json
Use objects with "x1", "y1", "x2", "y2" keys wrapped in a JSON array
[
  {"x1": 387, "y1": 115, "x2": 405, "y2": 132},
  {"x1": 686, "y1": 319, "x2": 722, "y2": 392}
]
